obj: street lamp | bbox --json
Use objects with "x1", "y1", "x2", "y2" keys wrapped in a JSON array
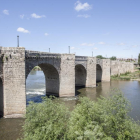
[{"x1": 17, "y1": 35, "x2": 19, "y2": 47}]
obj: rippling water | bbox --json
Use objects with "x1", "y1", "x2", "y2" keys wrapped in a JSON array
[{"x1": 0, "y1": 70, "x2": 140, "y2": 140}]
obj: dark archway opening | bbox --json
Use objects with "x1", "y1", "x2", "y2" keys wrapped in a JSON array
[
  {"x1": 26, "y1": 63, "x2": 59, "y2": 104},
  {"x1": 75, "y1": 64, "x2": 87, "y2": 87},
  {"x1": 39, "y1": 63, "x2": 59, "y2": 96},
  {"x1": 0, "y1": 78, "x2": 3, "y2": 117},
  {"x1": 96, "y1": 64, "x2": 102, "y2": 83}
]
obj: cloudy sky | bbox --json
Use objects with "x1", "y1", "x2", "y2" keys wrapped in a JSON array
[{"x1": 0, "y1": 0, "x2": 140, "y2": 58}]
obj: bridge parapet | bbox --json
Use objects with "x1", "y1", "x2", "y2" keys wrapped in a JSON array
[
  {"x1": 75, "y1": 56, "x2": 88, "y2": 61},
  {"x1": 25, "y1": 50, "x2": 61, "y2": 59}
]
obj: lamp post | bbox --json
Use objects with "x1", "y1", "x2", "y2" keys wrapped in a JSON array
[
  {"x1": 69, "y1": 46, "x2": 70, "y2": 54},
  {"x1": 17, "y1": 35, "x2": 19, "y2": 47}
]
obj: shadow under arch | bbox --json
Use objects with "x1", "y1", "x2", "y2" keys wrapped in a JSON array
[
  {"x1": 75, "y1": 64, "x2": 87, "y2": 87},
  {"x1": 0, "y1": 78, "x2": 3, "y2": 117},
  {"x1": 26, "y1": 63, "x2": 60, "y2": 98},
  {"x1": 96, "y1": 64, "x2": 102, "y2": 83}
]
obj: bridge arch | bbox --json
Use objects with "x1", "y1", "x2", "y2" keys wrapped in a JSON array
[
  {"x1": 26, "y1": 63, "x2": 60, "y2": 96},
  {"x1": 96, "y1": 64, "x2": 102, "y2": 82},
  {"x1": 75, "y1": 64, "x2": 87, "y2": 87}
]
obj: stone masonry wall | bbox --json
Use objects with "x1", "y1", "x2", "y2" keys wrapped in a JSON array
[
  {"x1": 111, "y1": 61, "x2": 134, "y2": 76},
  {"x1": 1, "y1": 47, "x2": 26, "y2": 118},
  {"x1": 111, "y1": 60, "x2": 119, "y2": 76},
  {"x1": 59, "y1": 54, "x2": 75, "y2": 97},
  {"x1": 102, "y1": 59, "x2": 110, "y2": 82},
  {"x1": 86, "y1": 57, "x2": 96, "y2": 87}
]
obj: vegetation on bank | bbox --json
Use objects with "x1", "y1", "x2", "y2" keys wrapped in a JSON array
[
  {"x1": 96, "y1": 55, "x2": 117, "y2": 60},
  {"x1": 21, "y1": 89, "x2": 140, "y2": 140},
  {"x1": 138, "y1": 53, "x2": 140, "y2": 64},
  {"x1": 111, "y1": 71, "x2": 140, "y2": 80},
  {"x1": 32, "y1": 66, "x2": 42, "y2": 71}
]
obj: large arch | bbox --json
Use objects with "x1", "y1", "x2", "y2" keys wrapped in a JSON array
[
  {"x1": 75, "y1": 64, "x2": 87, "y2": 87},
  {"x1": 96, "y1": 64, "x2": 102, "y2": 82},
  {"x1": 26, "y1": 63, "x2": 60, "y2": 96},
  {"x1": 0, "y1": 78, "x2": 3, "y2": 117}
]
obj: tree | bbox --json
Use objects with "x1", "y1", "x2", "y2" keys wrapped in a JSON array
[
  {"x1": 110, "y1": 56, "x2": 117, "y2": 60},
  {"x1": 96, "y1": 55, "x2": 106, "y2": 59},
  {"x1": 138, "y1": 53, "x2": 140, "y2": 64}
]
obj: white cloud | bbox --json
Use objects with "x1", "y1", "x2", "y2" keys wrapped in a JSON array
[
  {"x1": 117, "y1": 43, "x2": 125, "y2": 46},
  {"x1": 20, "y1": 14, "x2": 24, "y2": 19},
  {"x1": 3, "y1": 10, "x2": 9, "y2": 15},
  {"x1": 77, "y1": 14, "x2": 90, "y2": 18},
  {"x1": 132, "y1": 45, "x2": 138, "y2": 47},
  {"x1": 81, "y1": 43, "x2": 95, "y2": 46},
  {"x1": 44, "y1": 33, "x2": 49, "y2": 36},
  {"x1": 94, "y1": 47, "x2": 97, "y2": 50},
  {"x1": 31, "y1": 13, "x2": 46, "y2": 18},
  {"x1": 75, "y1": 1, "x2": 92, "y2": 12},
  {"x1": 71, "y1": 47, "x2": 75, "y2": 50},
  {"x1": 98, "y1": 42, "x2": 106, "y2": 45},
  {"x1": 17, "y1": 27, "x2": 30, "y2": 33},
  {"x1": 81, "y1": 43, "x2": 87, "y2": 46}
]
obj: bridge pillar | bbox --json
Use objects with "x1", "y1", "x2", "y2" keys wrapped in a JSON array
[
  {"x1": 111, "y1": 60, "x2": 119, "y2": 76},
  {"x1": 1, "y1": 47, "x2": 26, "y2": 118},
  {"x1": 59, "y1": 54, "x2": 75, "y2": 97},
  {"x1": 86, "y1": 57, "x2": 96, "y2": 87},
  {"x1": 102, "y1": 59, "x2": 110, "y2": 82}
]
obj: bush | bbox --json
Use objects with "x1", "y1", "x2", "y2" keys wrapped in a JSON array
[
  {"x1": 22, "y1": 90, "x2": 140, "y2": 140},
  {"x1": 22, "y1": 97, "x2": 69, "y2": 140},
  {"x1": 67, "y1": 89, "x2": 140, "y2": 139}
]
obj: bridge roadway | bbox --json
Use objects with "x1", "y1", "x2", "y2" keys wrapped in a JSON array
[{"x1": 0, "y1": 47, "x2": 134, "y2": 118}]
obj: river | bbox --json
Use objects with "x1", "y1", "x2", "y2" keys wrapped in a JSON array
[{"x1": 0, "y1": 70, "x2": 140, "y2": 140}]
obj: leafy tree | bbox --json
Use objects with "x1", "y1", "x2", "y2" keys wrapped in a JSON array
[
  {"x1": 22, "y1": 90, "x2": 140, "y2": 140},
  {"x1": 96, "y1": 55, "x2": 106, "y2": 59},
  {"x1": 138, "y1": 53, "x2": 140, "y2": 64},
  {"x1": 110, "y1": 56, "x2": 117, "y2": 60}
]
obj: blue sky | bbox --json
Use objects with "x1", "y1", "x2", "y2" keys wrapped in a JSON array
[{"x1": 0, "y1": 0, "x2": 140, "y2": 58}]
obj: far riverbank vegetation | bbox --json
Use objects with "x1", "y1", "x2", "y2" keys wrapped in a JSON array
[
  {"x1": 32, "y1": 66, "x2": 42, "y2": 71},
  {"x1": 21, "y1": 89, "x2": 140, "y2": 140},
  {"x1": 111, "y1": 70, "x2": 140, "y2": 81}
]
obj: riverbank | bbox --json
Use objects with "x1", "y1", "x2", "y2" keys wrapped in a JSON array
[{"x1": 111, "y1": 70, "x2": 140, "y2": 80}]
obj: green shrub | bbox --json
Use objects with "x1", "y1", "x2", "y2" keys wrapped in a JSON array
[
  {"x1": 22, "y1": 97, "x2": 69, "y2": 140},
  {"x1": 67, "y1": 89, "x2": 140, "y2": 139},
  {"x1": 22, "y1": 89, "x2": 140, "y2": 140}
]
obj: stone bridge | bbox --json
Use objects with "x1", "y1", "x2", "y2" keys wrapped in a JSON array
[{"x1": 0, "y1": 47, "x2": 134, "y2": 118}]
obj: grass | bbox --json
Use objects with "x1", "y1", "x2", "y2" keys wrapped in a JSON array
[{"x1": 111, "y1": 70, "x2": 140, "y2": 80}]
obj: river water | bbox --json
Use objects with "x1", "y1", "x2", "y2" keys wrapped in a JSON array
[{"x1": 0, "y1": 70, "x2": 140, "y2": 140}]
